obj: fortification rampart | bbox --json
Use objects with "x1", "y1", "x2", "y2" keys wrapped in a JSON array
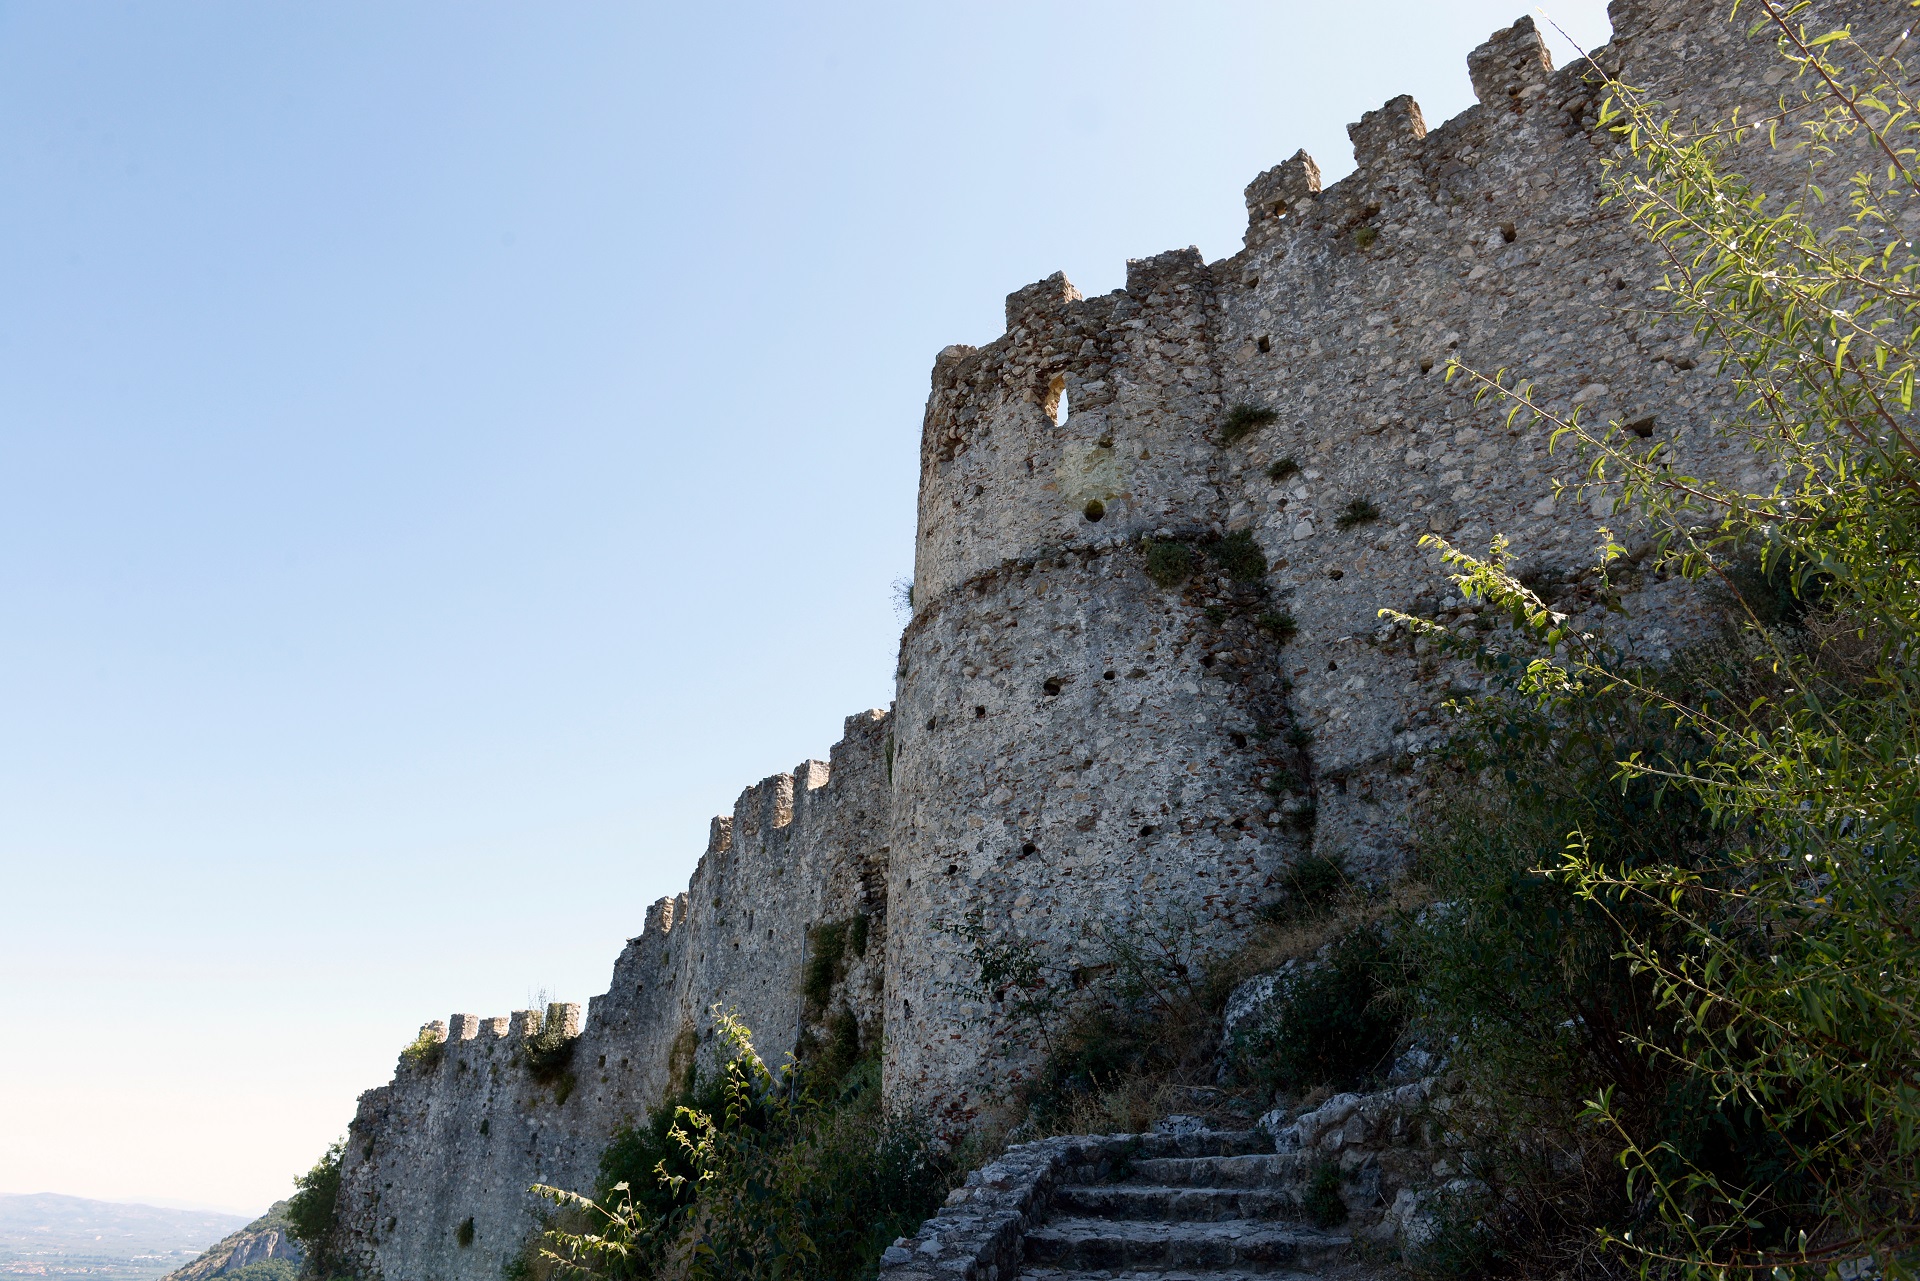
[
  {"x1": 328, "y1": 0, "x2": 1911, "y2": 1272},
  {"x1": 328, "y1": 710, "x2": 892, "y2": 1281}
]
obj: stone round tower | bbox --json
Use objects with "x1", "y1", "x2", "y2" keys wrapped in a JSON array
[{"x1": 882, "y1": 251, "x2": 1310, "y2": 1122}]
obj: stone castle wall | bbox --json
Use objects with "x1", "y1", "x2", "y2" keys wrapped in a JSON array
[
  {"x1": 327, "y1": 0, "x2": 1907, "y2": 1272},
  {"x1": 328, "y1": 711, "x2": 892, "y2": 1281}
]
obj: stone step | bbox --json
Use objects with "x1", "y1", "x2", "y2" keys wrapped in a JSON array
[
  {"x1": 1053, "y1": 1184, "x2": 1304, "y2": 1222},
  {"x1": 1124, "y1": 1152, "x2": 1314, "y2": 1189},
  {"x1": 1020, "y1": 1275, "x2": 1324, "y2": 1281},
  {"x1": 1024, "y1": 1217, "x2": 1349, "y2": 1273}
]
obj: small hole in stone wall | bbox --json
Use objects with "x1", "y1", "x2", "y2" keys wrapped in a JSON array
[
  {"x1": 766, "y1": 929, "x2": 772, "y2": 939},
  {"x1": 974, "y1": 705, "x2": 986, "y2": 718},
  {"x1": 926, "y1": 716, "x2": 936, "y2": 730},
  {"x1": 1084, "y1": 498, "x2": 1105, "y2": 522},
  {"x1": 1420, "y1": 356, "x2": 1435, "y2": 373},
  {"x1": 1021, "y1": 841, "x2": 1038, "y2": 856},
  {"x1": 1628, "y1": 415, "x2": 1657, "y2": 438},
  {"x1": 1047, "y1": 374, "x2": 1070, "y2": 426},
  {"x1": 732, "y1": 941, "x2": 739, "y2": 950},
  {"x1": 1257, "y1": 335, "x2": 1272, "y2": 353},
  {"x1": 1500, "y1": 222, "x2": 1517, "y2": 243},
  {"x1": 1200, "y1": 653, "x2": 1216, "y2": 668},
  {"x1": 1139, "y1": 825, "x2": 1156, "y2": 837},
  {"x1": 945, "y1": 863, "x2": 959, "y2": 875},
  {"x1": 1043, "y1": 678, "x2": 1063, "y2": 695},
  {"x1": 1614, "y1": 278, "x2": 1628, "y2": 290},
  {"x1": 1328, "y1": 660, "x2": 1339, "y2": 671},
  {"x1": 1328, "y1": 568, "x2": 1345, "y2": 580},
  {"x1": 1103, "y1": 669, "x2": 1116, "y2": 680},
  {"x1": 1230, "y1": 732, "x2": 1247, "y2": 748},
  {"x1": 1247, "y1": 274, "x2": 1262, "y2": 287},
  {"x1": 598, "y1": 1054, "x2": 606, "y2": 1068}
]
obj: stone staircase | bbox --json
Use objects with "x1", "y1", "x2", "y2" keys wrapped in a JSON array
[
  {"x1": 1019, "y1": 1130, "x2": 1355, "y2": 1280},
  {"x1": 876, "y1": 1121, "x2": 1404, "y2": 1281}
]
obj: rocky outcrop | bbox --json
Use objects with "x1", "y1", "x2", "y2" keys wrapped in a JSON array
[{"x1": 159, "y1": 1204, "x2": 300, "y2": 1281}]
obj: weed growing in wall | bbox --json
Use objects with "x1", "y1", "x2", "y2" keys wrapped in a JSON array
[
  {"x1": 1219, "y1": 403, "x2": 1279, "y2": 445},
  {"x1": 1334, "y1": 497, "x2": 1380, "y2": 529},
  {"x1": 398, "y1": 1027, "x2": 443, "y2": 1069},
  {"x1": 1256, "y1": 610, "x2": 1297, "y2": 642},
  {"x1": 1206, "y1": 529, "x2": 1268, "y2": 582},
  {"x1": 1266, "y1": 456, "x2": 1300, "y2": 482},
  {"x1": 1140, "y1": 538, "x2": 1193, "y2": 588},
  {"x1": 523, "y1": 1012, "x2": 578, "y2": 1086}
]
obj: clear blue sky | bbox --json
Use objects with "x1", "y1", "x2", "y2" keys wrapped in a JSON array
[{"x1": 0, "y1": 1, "x2": 1614, "y2": 1215}]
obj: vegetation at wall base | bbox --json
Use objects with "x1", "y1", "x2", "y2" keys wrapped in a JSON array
[
  {"x1": 528, "y1": 1010, "x2": 951, "y2": 1281},
  {"x1": 285, "y1": 1140, "x2": 343, "y2": 1274},
  {"x1": 1386, "y1": 9, "x2": 1920, "y2": 1274}
]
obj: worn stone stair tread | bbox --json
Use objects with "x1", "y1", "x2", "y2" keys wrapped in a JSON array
[
  {"x1": 1125, "y1": 1153, "x2": 1313, "y2": 1188},
  {"x1": 1021, "y1": 1275, "x2": 1324, "y2": 1280},
  {"x1": 1053, "y1": 1184, "x2": 1303, "y2": 1221},
  {"x1": 1024, "y1": 1216, "x2": 1351, "y2": 1270}
]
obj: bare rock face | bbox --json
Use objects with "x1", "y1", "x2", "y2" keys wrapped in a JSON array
[
  {"x1": 327, "y1": 2, "x2": 1909, "y2": 1277},
  {"x1": 158, "y1": 1204, "x2": 300, "y2": 1281}
]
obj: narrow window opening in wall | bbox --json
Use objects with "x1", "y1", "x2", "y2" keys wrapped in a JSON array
[
  {"x1": 1500, "y1": 221, "x2": 1517, "y2": 243},
  {"x1": 904, "y1": 1000, "x2": 912, "y2": 1021},
  {"x1": 1257, "y1": 335, "x2": 1272, "y2": 353},
  {"x1": 1047, "y1": 374, "x2": 1070, "y2": 426},
  {"x1": 926, "y1": 716, "x2": 936, "y2": 731}
]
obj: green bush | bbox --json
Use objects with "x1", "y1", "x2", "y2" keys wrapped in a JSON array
[
  {"x1": 1206, "y1": 530, "x2": 1268, "y2": 582},
  {"x1": 1352, "y1": 225, "x2": 1379, "y2": 250},
  {"x1": 551, "y1": 1011, "x2": 952, "y2": 1281},
  {"x1": 803, "y1": 920, "x2": 851, "y2": 1017},
  {"x1": 1141, "y1": 538, "x2": 1193, "y2": 588},
  {"x1": 284, "y1": 1140, "x2": 343, "y2": 1262},
  {"x1": 398, "y1": 1026, "x2": 443, "y2": 1068},
  {"x1": 1256, "y1": 854, "x2": 1347, "y2": 925},
  {"x1": 1391, "y1": 13, "x2": 1920, "y2": 1269},
  {"x1": 1304, "y1": 1160, "x2": 1348, "y2": 1228},
  {"x1": 1219, "y1": 403, "x2": 1279, "y2": 445},
  {"x1": 1231, "y1": 926, "x2": 1400, "y2": 1095}
]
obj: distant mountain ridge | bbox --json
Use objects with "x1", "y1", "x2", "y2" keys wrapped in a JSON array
[{"x1": 0, "y1": 1194, "x2": 250, "y2": 1281}]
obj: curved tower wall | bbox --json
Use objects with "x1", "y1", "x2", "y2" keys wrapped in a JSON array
[{"x1": 884, "y1": 0, "x2": 1889, "y2": 1117}]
